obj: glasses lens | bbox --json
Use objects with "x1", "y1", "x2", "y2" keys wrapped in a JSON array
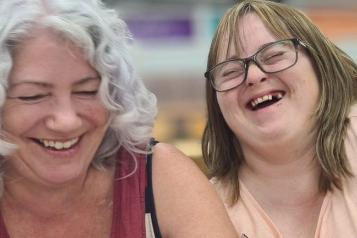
[
  {"x1": 257, "y1": 40, "x2": 297, "y2": 73},
  {"x1": 210, "y1": 60, "x2": 245, "y2": 91}
]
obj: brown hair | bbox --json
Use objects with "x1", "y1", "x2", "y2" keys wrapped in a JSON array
[{"x1": 202, "y1": 0, "x2": 357, "y2": 205}]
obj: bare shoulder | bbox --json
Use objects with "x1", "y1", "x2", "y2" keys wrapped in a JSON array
[
  {"x1": 151, "y1": 142, "x2": 216, "y2": 191},
  {"x1": 151, "y1": 142, "x2": 205, "y2": 192},
  {"x1": 151, "y1": 142, "x2": 186, "y2": 159},
  {"x1": 151, "y1": 143, "x2": 237, "y2": 238},
  {"x1": 151, "y1": 142, "x2": 200, "y2": 174}
]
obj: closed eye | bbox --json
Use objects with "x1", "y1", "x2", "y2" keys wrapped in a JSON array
[
  {"x1": 262, "y1": 52, "x2": 286, "y2": 64},
  {"x1": 222, "y1": 69, "x2": 244, "y2": 77},
  {"x1": 16, "y1": 94, "x2": 49, "y2": 102},
  {"x1": 267, "y1": 52, "x2": 284, "y2": 59},
  {"x1": 73, "y1": 90, "x2": 98, "y2": 97}
]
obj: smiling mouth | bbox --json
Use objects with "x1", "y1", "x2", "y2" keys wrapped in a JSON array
[
  {"x1": 248, "y1": 91, "x2": 285, "y2": 111},
  {"x1": 32, "y1": 138, "x2": 80, "y2": 151}
]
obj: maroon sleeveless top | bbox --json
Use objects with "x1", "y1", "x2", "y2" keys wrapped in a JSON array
[{"x1": 0, "y1": 148, "x2": 158, "y2": 238}]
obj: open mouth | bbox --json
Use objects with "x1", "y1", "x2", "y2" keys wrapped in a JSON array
[
  {"x1": 248, "y1": 91, "x2": 285, "y2": 111},
  {"x1": 32, "y1": 137, "x2": 80, "y2": 151}
]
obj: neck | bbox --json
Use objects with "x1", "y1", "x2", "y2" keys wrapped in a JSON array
[
  {"x1": 1, "y1": 167, "x2": 113, "y2": 218},
  {"x1": 240, "y1": 142, "x2": 323, "y2": 207}
]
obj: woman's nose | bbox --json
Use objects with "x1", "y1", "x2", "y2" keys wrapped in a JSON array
[
  {"x1": 244, "y1": 63, "x2": 268, "y2": 86},
  {"x1": 45, "y1": 98, "x2": 82, "y2": 133}
]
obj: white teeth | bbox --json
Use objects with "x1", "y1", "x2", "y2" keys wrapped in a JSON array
[
  {"x1": 250, "y1": 93, "x2": 283, "y2": 108},
  {"x1": 40, "y1": 138, "x2": 79, "y2": 150},
  {"x1": 55, "y1": 142, "x2": 64, "y2": 150}
]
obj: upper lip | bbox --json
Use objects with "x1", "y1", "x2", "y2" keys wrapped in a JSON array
[{"x1": 31, "y1": 136, "x2": 80, "y2": 142}]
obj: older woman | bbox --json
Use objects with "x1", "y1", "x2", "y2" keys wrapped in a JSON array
[
  {"x1": 0, "y1": 0, "x2": 238, "y2": 237},
  {"x1": 203, "y1": 0, "x2": 357, "y2": 237}
]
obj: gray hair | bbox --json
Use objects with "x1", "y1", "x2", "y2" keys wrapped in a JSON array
[{"x1": 0, "y1": 0, "x2": 157, "y2": 167}]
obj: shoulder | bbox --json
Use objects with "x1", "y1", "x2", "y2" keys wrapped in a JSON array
[
  {"x1": 151, "y1": 143, "x2": 237, "y2": 238},
  {"x1": 152, "y1": 142, "x2": 184, "y2": 157},
  {"x1": 151, "y1": 142, "x2": 213, "y2": 192},
  {"x1": 210, "y1": 177, "x2": 231, "y2": 205},
  {"x1": 151, "y1": 142, "x2": 189, "y2": 159},
  {"x1": 151, "y1": 142, "x2": 208, "y2": 197},
  {"x1": 151, "y1": 142, "x2": 197, "y2": 171}
]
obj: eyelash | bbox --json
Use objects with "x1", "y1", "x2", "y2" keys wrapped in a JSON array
[
  {"x1": 14, "y1": 90, "x2": 98, "y2": 102},
  {"x1": 73, "y1": 90, "x2": 98, "y2": 97},
  {"x1": 17, "y1": 94, "x2": 48, "y2": 102}
]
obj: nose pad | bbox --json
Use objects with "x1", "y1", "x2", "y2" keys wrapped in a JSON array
[{"x1": 245, "y1": 63, "x2": 267, "y2": 87}]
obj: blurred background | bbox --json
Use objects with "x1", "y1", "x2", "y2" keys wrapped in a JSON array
[{"x1": 103, "y1": 0, "x2": 357, "y2": 173}]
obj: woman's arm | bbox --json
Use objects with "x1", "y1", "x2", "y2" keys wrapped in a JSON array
[{"x1": 152, "y1": 143, "x2": 238, "y2": 238}]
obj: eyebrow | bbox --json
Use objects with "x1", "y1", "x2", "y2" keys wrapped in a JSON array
[
  {"x1": 73, "y1": 76, "x2": 101, "y2": 86},
  {"x1": 9, "y1": 76, "x2": 101, "y2": 88},
  {"x1": 225, "y1": 41, "x2": 276, "y2": 61}
]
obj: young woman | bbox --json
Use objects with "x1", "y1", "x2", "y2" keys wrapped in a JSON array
[{"x1": 203, "y1": 1, "x2": 357, "y2": 237}]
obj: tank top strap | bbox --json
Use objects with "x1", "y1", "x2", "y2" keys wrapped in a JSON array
[{"x1": 145, "y1": 138, "x2": 162, "y2": 238}]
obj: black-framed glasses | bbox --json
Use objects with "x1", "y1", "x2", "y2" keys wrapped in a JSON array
[{"x1": 204, "y1": 38, "x2": 307, "y2": 92}]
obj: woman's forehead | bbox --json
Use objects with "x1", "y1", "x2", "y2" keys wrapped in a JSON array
[{"x1": 215, "y1": 13, "x2": 289, "y2": 63}]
